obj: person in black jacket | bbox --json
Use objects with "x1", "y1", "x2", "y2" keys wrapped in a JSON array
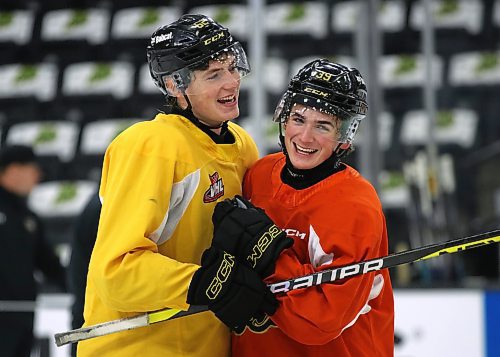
[
  {"x1": 0, "y1": 145, "x2": 66, "y2": 357},
  {"x1": 67, "y1": 191, "x2": 101, "y2": 356}
]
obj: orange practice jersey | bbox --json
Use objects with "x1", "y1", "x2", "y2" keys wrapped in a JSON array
[{"x1": 232, "y1": 153, "x2": 394, "y2": 357}]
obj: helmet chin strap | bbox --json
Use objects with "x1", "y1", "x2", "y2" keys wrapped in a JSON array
[
  {"x1": 278, "y1": 121, "x2": 288, "y2": 156},
  {"x1": 334, "y1": 142, "x2": 352, "y2": 158},
  {"x1": 178, "y1": 93, "x2": 225, "y2": 130},
  {"x1": 182, "y1": 93, "x2": 192, "y2": 111}
]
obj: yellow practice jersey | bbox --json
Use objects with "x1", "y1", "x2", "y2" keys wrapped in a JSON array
[{"x1": 78, "y1": 113, "x2": 258, "y2": 356}]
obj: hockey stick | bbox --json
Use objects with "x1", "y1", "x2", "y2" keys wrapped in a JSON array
[{"x1": 55, "y1": 229, "x2": 500, "y2": 347}]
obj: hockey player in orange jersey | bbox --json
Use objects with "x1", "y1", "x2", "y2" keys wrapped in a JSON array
[{"x1": 212, "y1": 59, "x2": 394, "y2": 356}]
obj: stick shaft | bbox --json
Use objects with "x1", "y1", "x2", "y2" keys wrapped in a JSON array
[
  {"x1": 269, "y1": 229, "x2": 500, "y2": 294},
  {"x1": 55, "y1": 229, "x2": 500, "y2": 346}
]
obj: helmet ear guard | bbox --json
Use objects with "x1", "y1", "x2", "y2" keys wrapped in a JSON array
[{"x1": 163, "y1": 74, "x2": 187, "y2": 98}]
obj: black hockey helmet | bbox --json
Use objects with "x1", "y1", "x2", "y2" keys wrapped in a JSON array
[
  {"x1": 273, "y1": 59, "x2": 368, "y2": 155},
  {"x1": 147, "y1": 14, "x2": 250, "y2": 96}
]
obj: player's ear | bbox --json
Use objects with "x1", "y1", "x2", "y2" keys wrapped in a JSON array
[
  {"x1": 164, "y1": 76, "x2": 182, "y2": 97},
  {"x1": 164, "y1": 77, "x2": 188, "y2": 109}
]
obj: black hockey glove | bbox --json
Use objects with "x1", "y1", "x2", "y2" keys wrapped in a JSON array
[
  {"x1": 187, "y1": 247, "x2": 277, "y2": 330},
  {"x1": 212, "y1": 195, "x2": 293, "y2": 278}
]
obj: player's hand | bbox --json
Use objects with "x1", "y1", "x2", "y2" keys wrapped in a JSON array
[
  {"x1": 187, "y1": 247, "x2": 277, "y2": 330},
  {"x1": 212, "y1": 195, "x2": 293, "y2": 278}
]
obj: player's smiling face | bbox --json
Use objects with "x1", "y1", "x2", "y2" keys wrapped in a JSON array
[
  {"x1": 183, "y1": 54, "x2": 241, "y2": 127},
  {"x1": 284, "y1": 103, "x2": 339, "y2": 170}
]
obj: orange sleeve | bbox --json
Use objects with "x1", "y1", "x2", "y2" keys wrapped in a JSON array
[{"x1": 267, "y1": 201, "x2": 386, "y2": 345}]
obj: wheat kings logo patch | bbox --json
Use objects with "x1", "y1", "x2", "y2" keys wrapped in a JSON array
[{"x1": 203, "y1": 172, "x2": 224, "y2": 203}]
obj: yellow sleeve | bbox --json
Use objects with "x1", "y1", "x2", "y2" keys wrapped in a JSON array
[{"x1": 89, "y1": 124, "x2": 199, "y2": 313}]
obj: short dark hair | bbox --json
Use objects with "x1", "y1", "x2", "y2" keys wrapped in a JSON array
[{"x1": 0, "y1": 145, "x2": 37, "y2": 170}]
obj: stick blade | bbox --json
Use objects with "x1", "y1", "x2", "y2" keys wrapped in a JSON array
[{"x1": 54, "y1": 313, "x2": 149, "y2": 346}]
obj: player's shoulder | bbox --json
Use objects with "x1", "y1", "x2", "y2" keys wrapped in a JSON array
[
  {"x1": 142, "y1": 113, "x2": 192, "y2": 137},
  {"x1": 112, "y1": 113, "x2": 190, "y2": 148},
  {"x1": 341, "y1": 165, "x2": 377, "y2": 193},
  {"x1": 251, "y1": 152, "x2": 284, "y2": 172},
  {"x1": 333, "y1": 164, "x2": 382, "y2": 209},
  {"x1": 259, "y1": 152, "x2": 285, "y2": 165},
  {"x1": 227, "y1": 121, "x2": 257, "y2": 147},
  {"x1": 227, "y1": 120, "x2": 247, "y2": 135}
]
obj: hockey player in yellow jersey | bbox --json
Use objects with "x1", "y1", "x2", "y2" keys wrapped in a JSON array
[{"x1": 78, "y1": 14, "x2": 279, "y2": 356}]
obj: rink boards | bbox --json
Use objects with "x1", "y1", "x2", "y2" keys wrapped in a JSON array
[{"x1": 31, "y1": 289, "x2": 500, "y2": 357}]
